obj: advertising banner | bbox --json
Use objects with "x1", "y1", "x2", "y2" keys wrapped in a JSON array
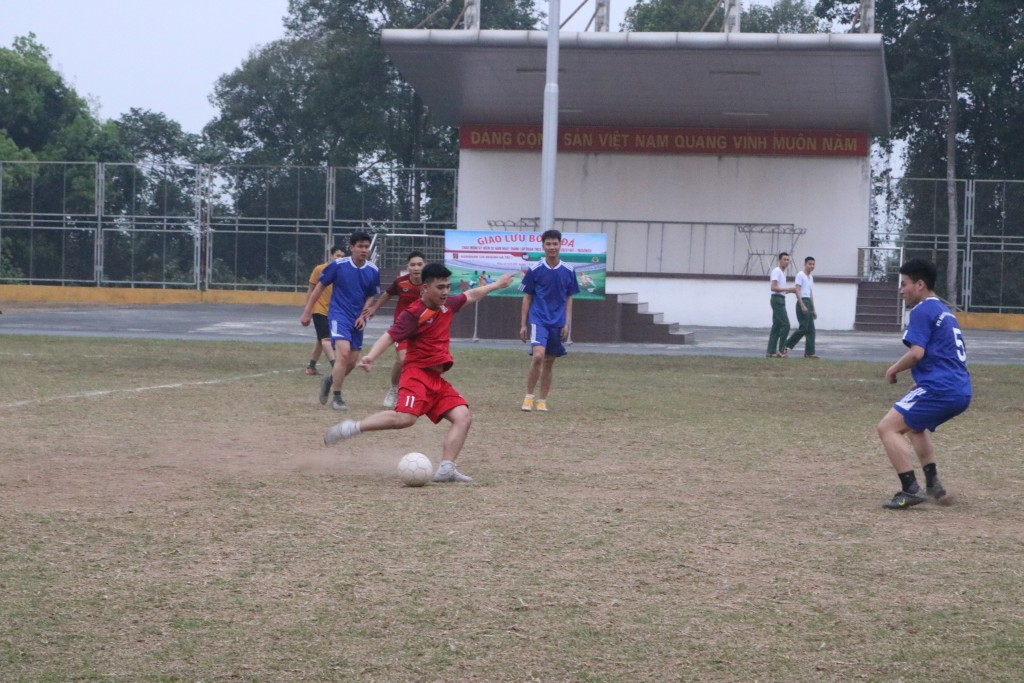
[{"x1": 444, "y1": 230, "x2": 607, "y2": 299}]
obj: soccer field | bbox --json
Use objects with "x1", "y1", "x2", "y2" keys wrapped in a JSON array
[{"x1": 2, "y1": 335, "x2": 1023, "y2": 682}]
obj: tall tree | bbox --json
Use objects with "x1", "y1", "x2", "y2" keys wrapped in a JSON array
[
  {"x1": 624, "y1": 0, "x2": 823, "y2": 33},
  {"x1": 817, "y1": 0, "x2": 1024, "y2": 305},
  {"x1": 206, "y1": 0, "x2": 540, "y2": 225}
]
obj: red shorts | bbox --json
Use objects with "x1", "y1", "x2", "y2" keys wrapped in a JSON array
[{"x1": 396, "y1": 366, "x2": 467, "y2": 424}]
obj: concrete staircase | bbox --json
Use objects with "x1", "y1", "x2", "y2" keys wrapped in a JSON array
[
  {"x1": 607, "y1": 293, "x2": 695, "y2": 344},
  {"x1": 448, "y1": 290, "x2": 694, "y2": 344},
  {"x1": 855, "y1": 281, "x2": 901, "y2": 332}
]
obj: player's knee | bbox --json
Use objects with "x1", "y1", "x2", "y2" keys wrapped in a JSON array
[{"x1": 391, "y1": 412, "x2": 418, "y2": 429}]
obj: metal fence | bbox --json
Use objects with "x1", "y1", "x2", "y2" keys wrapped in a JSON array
[
  {"x1": 0, "y1": 160, "x2": 457, "y2": 292},
  {"x1": 875, "y1": 178, "x2": 1024, "y2": 312},
  {"x1": 4, "y1": 162, "x2": 1023, "y2": 312}
]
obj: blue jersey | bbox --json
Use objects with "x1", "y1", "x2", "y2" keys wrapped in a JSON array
[
  {"x1": 902, "y1": 297, "x2": 971, "y2": 396},
  {"x1": 519, "y1": 260, "x2": 580, "y2": 327},
  {"x1": 318, "y1": 257, "x2": 380, "y2": 321}
]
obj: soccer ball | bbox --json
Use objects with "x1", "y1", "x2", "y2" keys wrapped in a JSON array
[{"x1": 397, "y1": 452, "x2": 433, "y2": 487}]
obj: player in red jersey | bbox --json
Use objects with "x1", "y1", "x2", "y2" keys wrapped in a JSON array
[
  {"x1": 363, "y1": 251, "x2": 426, "y2": 409},
  {"x1": 323, "y1": 263, "x2": 513, "y2": 483}
]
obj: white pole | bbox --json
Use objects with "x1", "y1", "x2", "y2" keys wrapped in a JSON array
[{"x1": 540, "y1": 0, "x2": 561, "y2": 232}]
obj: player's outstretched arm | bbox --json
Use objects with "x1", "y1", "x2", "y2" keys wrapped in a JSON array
[
  {"x1": 466, "y1": 272, "x2": 514, "y2": 304},
  {"x1": 359, "y1": 332, "x2": 396, "y2": 371},
  {"x1": 300, "y1": 282, "x2": 326, "y2": 325}
]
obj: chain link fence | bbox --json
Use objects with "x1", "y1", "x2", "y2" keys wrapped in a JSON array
[
  {"x1": 0, "y1": 160, "x2": 456, "y2": 292},
  {"x1": 874, "y1": 177, "x2": 1024, "y2": 312}
]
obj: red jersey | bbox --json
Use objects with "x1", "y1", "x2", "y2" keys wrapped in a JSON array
[
  {"x1": 386, "y1": 273, "x2": 426, "y2": 321},
  {"x1": 387, "y1": 294, "x2": 468, "y2": 372}
]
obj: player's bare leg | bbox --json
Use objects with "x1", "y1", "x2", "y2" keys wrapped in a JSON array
[
  {"x1": 877, "y1": 408, "x2": 927, "y2": 509},
  {"x1": 433, "y1": 405, "x2": 473, "y2": 482},
  {"x1": 383, "y1": 348, "x2": 404, "y2": 409},
  {"x1": 323, "y1": 409, "x2": 416, "y2": 445},
  {"x1": 320, "y1": 338, "x2": 337, "y2": 365},
  {"x1": 325, "y1": 340, "x2": 356, "y2": 410},
  {"x1": 306, "y1": 339, "x2": 323, "y2": 374},
  {"x1": 537, "y1": 356, "x2": 556, "y2": 407},
  {"x1": 522, "y1": 347, "x2": 546, "y2": 411}
]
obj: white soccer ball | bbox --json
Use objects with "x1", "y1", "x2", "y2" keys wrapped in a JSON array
[{"x1": 397, "y1": 452, "x2": 433, "y2": 487}]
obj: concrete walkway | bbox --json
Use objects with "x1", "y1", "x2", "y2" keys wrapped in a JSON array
[{"x1": 1, "y1": 303, "x2": 1022, "y2": 365}]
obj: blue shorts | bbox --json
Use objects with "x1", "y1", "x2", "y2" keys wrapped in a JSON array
[
  {"x1": 527, "y1": 323, "x2": 567, "y2": 358},
  {"x1": 893, "y1": 387, "x2": 971, "y2": 432},
  {"x1": 329, "y1": 315, "x2": 364, "y2": 351}
]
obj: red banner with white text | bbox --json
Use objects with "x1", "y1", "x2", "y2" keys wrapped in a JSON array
[{"x1": 460, "y1": 124, "x2": 868, "y2": 158}]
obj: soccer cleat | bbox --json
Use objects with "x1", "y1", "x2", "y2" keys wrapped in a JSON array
[
  {"x1": 332, "y1": 396, "x2": 347, "y2": 411},
  {"x1": 535, "y1": 399, "x2": 548, "y2": 412},
  {"x1": 521, "y1": 396, "x2": 534, "y2": 412},
  {"x1": 318, "y1": 374, "x2": 332, "y2": 405},
  {"x1": 383, "y1": 386, "x2": 399, "y2": 409},
  {"x1": 305, "y1": 366, "x2": 319, "y2": 375},
  {"x1": 882, "y1": 489, "x2": 928, "y2": 510},
  {"x1": 778, "y1": 349, "x2": 790, "y2": 358},
  {"x1": 926, "y1": 480, "x2": 947, "y2": 500},
  {"x1": 433, "y1": 462, "x2": 473, "y2": 483},
  {"x1": 324, "y1": 419, "x2": 359, "y2": 446}
]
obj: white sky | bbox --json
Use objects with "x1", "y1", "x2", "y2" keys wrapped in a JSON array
[{"x1": 0, "y1": 1, "x2": 636, "y2": 135}]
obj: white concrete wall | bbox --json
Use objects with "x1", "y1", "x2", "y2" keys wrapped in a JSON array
[
  {"x1": 456, "y1": 147, "x2": 869, "y2": 329},
  {"x1": 606, "y1": 277, "x2": 858, "y2": 330},
  {"x1": 457, "y1": 149, "x2": 870, "y2": 276}
]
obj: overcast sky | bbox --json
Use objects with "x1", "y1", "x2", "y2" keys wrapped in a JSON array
[{"x1": 2, "y1": 1, "x2": 637, "y2": 136}]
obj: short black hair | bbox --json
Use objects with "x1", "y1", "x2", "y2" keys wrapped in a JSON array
[
  {"x1": 421, "y1": 262, "x2": 451, "y2": 283},
  {"x1": 804, "y1": 256, "x2": 815, "y2": 264},
  {"x1": 778, "y1": 251, "x2": 790, "y2": 260},
  {"x1": 541, "y1": 229, "x2": 562, "y2": 243},
  {"x1": 899, "y1": 258, "x2": 937, "y2": 291},
  {"x1": 407, "y1": 250, "x2": 426, "y2": 262},
  {"x1": 349, "y1": 230, "x2": 372, "y2": 245},
  {"x1": 329, "y1": 244, "x2": 345, "y2": 255}
]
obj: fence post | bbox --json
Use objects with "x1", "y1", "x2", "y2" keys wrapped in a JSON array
[{"x1": 95, "y1": 163, "x2": 104, "y2": 286}]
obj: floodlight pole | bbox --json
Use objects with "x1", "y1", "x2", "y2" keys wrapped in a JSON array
[{"x1": 540, "y1": 0, "x2": 561, "y2": 233}]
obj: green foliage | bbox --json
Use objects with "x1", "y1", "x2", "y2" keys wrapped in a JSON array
[
  {"x1": 623, "y1": 0, "x2": 723, "y2": 31},
  {"x1": 624, "y1": 0, "x2": 824, "y2": 33},
  {"x1": 205, "y1": 0, "x2": 540, "y2": 225}
]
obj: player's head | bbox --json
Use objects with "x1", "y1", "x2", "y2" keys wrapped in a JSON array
[
  {"x1": 899, "y1": 258, "x2": 937, "y2": 305},
  {"x1": 329, "y1": 244, "x2": 344, "y2": 258},
  {"x1": 778, "y1": 251, "x2": 790, "y2": 269},
  {"x1": 420, "y1": 263, "x2": 452, "y2": 307},
  {"x1": 804, "y1": 256, "x2": 815, "y2": 272},
  {"x1": 541, "y1": 229, "x2": 562, "y2": 257},
  {"x1": 406, "y1": 251, "x2": 426, "y2": 278},
  {"x1": 348, "y1": 231, "x2": 372, "y2": 263}
]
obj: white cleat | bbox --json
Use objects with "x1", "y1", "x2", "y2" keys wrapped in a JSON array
[
  {"x1": 433, "y1": 462, "x2": 473, "y2": 483},
  {"x1": 324, "y1": 420, "x2": 360, "y2": 446}
]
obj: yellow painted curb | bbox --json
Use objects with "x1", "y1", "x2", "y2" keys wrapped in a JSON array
[
  {"x1": 0, "y1": 284, "x2": 305, "y2": 307},
  {"x1": 958, "y1": 312, "x2": 1024, "y2": 332}
]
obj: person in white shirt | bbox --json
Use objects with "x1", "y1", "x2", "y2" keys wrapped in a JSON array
[
  {"x1": 766, "y1": 252, "x2": 796, "y2": 357},
  {"x1": 785, "y1": 256, "x2": 818, "y2": 358}
]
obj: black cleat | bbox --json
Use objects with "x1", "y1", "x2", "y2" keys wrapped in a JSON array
[
  {"x1": 882, "y1": 489, "x2": 928, "y2": 510},
  {"x1": 319, "y1": 374, "x2": 332, "y2": 405},
  {"x1": 926, "y1": 480, "x2": 947, "y2": 501}
]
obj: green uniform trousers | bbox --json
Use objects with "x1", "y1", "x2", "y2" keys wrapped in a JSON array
[
  {"x1": 786, "y1": 297, "x2": 815, "y2": 355},
  {"x1": 767, "y1": 294, "x2": 790, "y2": 355}
]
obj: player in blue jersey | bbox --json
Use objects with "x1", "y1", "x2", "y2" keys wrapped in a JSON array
[
  {"x1": 519, "y1": 229, "x2": 581, "y2": 412},
  {"x1": 300, "y1": 231, "x2": 381, "y2": 411},
  {"x1": 877, "y1": 259, "x2": 971, "y2": 510}
]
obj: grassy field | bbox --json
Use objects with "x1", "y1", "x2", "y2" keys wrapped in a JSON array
[{"x1": 1, "y1": 335, "x2": 1023, "y2": 682}]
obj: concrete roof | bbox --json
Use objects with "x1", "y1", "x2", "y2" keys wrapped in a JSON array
[{"x1": 381, "y1": 29, "x2": 891, "y2": 135}]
